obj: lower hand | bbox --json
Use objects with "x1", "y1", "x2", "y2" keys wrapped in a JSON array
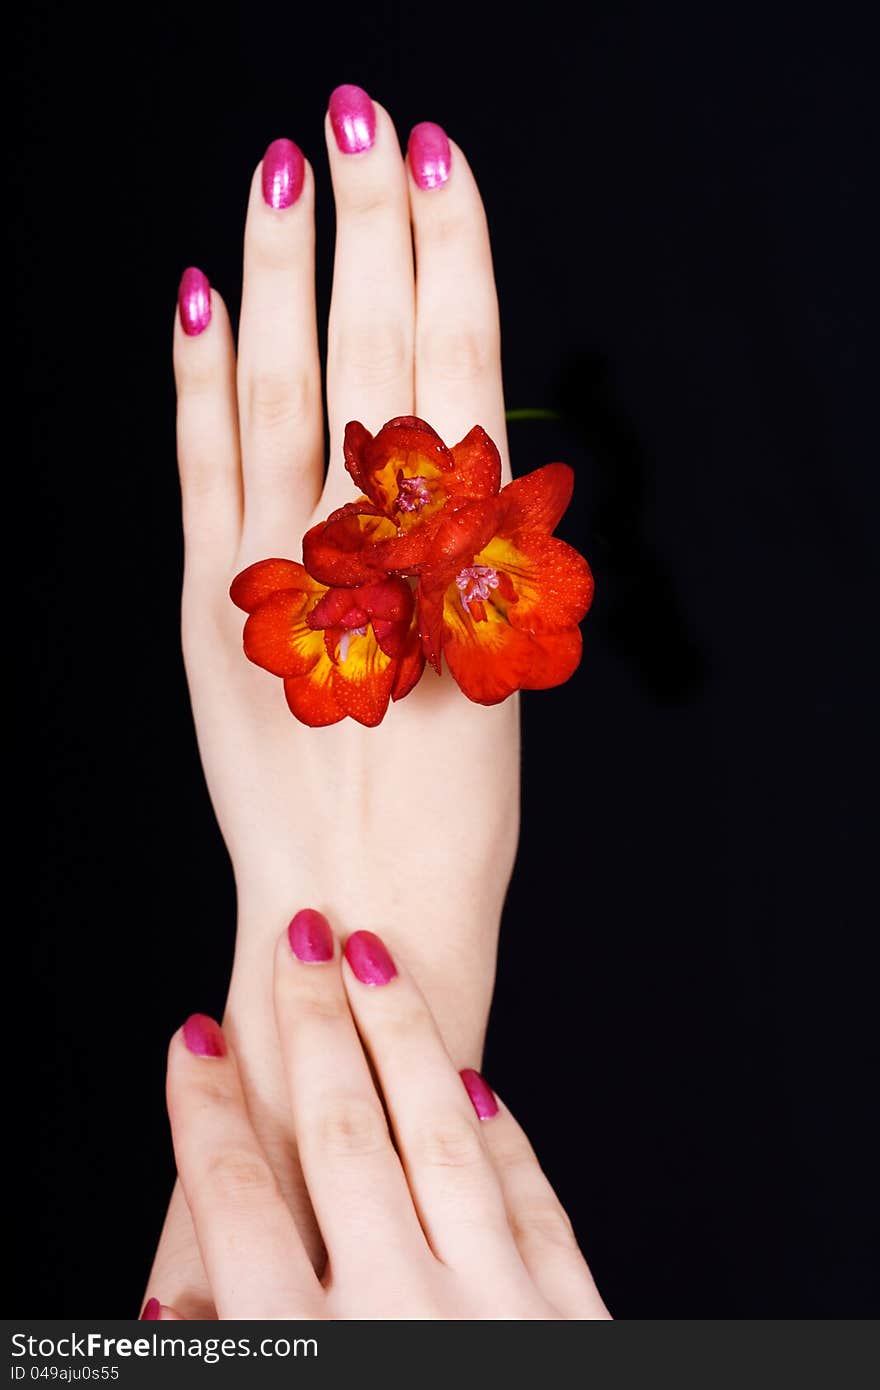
[{"x1": 144, "y1": 912, "x2": 608, "y2": 1321}]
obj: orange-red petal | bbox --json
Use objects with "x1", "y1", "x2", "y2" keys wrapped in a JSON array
[
  {"x1": 330, "y1": 631, "x2": 396, "y2": 726},
  {"x1": 446, "y1": 425, "x2": 502, "y2": 501},
  {"x1": 499, "y1": 463, "x2": 575, "y2": 535},
  {"x1": 518, "y1": 626, "x2": 584, "y2": 689},
  {"x1": 343, "y1": 417, "x2": 455, "y2": 517},
  {"x1": 441, "y1": 592, "x2": 583, "y2": 703},
  {"x1": 284, "y1": 667, "x2": 346, "y2": 726},
  {"x1": 242, "y1": 590, "x2": 325, "y2": 677},
  {"x1": 391, "y1": 625, "x2": 426, "y2": 701},
  {"x1": 302, "y1": 503, "x2": 398, "y2": 586},
  {"x1": 478, "y1": 533, "x2": 594, "y2": 632},
  {"x1": 373, "y1": 496, "x2": 504, "y2": 576},
  {"x1": 230, "y1": 558, "x2": 319, "y2": 614}
]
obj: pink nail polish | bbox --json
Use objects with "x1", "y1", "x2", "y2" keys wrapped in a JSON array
[
  {"x1": 288, "y1": 908, "x2": 334, "y2": 963},
  {"x1": 261, "y1": 137, "x2": 305, "y2": 209},
  {"x1": 344, "y1": 930, "x2": 397, "y2": 986},
  {"x1": 460, "y1": 1068, "x2": 499, "y2": 1120},
  {"x1": 177, "y1": 267, "x2": 211, "y2": 336},
  {"x1": 140, "y1": 1297, "x2": 160, "y2": 1320},
  {"x1": 182, "y1": 1013, "x2": 226, "y2": 1057},
  {"x1": 408, "y1": 122, "x2": 451, "y2": 190},
  {"x1": 329, "y1": 84, "x2": 376, "y2": 154}
]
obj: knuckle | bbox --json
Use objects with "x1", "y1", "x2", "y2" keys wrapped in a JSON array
[
  {"x1": 246, "y1": 369, "x2": 314, "y2": 432},
  {"x1": 317, "y1": 1098, "x2": 390, "y2": 1159},
  {"x1": 419, "y1": 323, "x2": 499, "y2": 384},
  {"x1": 339, "y1": 184, "x2": 398, "y2": 220},
  {"x1": 177, "y1": 355, "x2": 221, "y2": 396},
  {"x1": 204, "y1": 1148, "x2": 278, "y2": 1205},
  {"x1": 486, "y1": 1139, "x2": 531, "y2": 1175},
  {"x1": 415, "y1": 1114, "x2": 485, "y2": 1170},
  {"x1": 333, "y1": 322, "x2": 411, "y2": 389},
  {"x1": 511, "y1": 1201, "x2": 576, "y2": 1250},
  {"x1": 287, "y1": 984, "x2": 349, "y2": 1025}
]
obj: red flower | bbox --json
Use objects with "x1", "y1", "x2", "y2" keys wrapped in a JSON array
[
  {"x1": 230, "y1": 559, "x2": 423, "y2": 727},
  {"x1": 413, "y1": 464, "x2": 594, "y2": 704},
  {"x1": 303, "y1": 416, "x2": 502, "y2": 587}
]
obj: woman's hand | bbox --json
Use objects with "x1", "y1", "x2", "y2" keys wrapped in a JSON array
[
  {"x1": 150, "y1": 88, "x2": 519, "y2": 1312},
  {"x1": 143, "y1": 913, "x2": 608, "y2": 1321}
]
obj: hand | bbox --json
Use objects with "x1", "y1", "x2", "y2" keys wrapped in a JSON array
[
  {"x1": 150, "y1": 91, "x2": 519, "y2": 1310},
  {"x1": 143, "y1": 914, "x2": 608, "y2": 1321}
]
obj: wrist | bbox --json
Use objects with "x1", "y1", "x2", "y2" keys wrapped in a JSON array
[{"x1": 227, "y1": 878, "x2": 504, "y2": 1065}]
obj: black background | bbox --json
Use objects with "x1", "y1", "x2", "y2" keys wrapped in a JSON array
[{"x1": 13, "y1": 1, "x2": 877, "y2": 1316}]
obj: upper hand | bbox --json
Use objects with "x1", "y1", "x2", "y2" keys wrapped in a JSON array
[{"x1": 174, "y1": 90, "x2": 519, "y2": 998}]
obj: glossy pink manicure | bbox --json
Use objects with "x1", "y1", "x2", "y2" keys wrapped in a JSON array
[
  {"x1": 329, "y1": 84, "x2": 376, "y2": 154},
  {"x1": 182, "y1": 1013, "x2": 226, "y2": 1057},
  {"x1": 344, "y1": 930, "x2": 397, "y2": 986},
  {"x1": 262, "y1": 137, "x2": 305, "y2": 209},
  {"x1": 177, "y1": 267, "x2": 211, "y2": 336},
  {"x1": 460, "y1": 1068, "x2": 499, "y2": 1120},
  {"x1": 140, "y1": 1297, "x2": 160, "y2": 1320},
  {"x1": 288, "y1": 908, "x2": 334, "y2": 963},
  {"x1": 408, "y1": 122, "x2": 451, "y2": 190}
]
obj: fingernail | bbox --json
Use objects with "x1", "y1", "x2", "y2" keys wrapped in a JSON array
[
  {"x1": 344, "y1": 930, "x2": 397, "y2": 986},
  {"x1": 140, "y1": 1297, "x2": 160, "y2": 1320},
  {"x1": 261, "y1": 137, "x2": 305, "y2": 209},
  {"x1": 408, "y1": 122, "x2": 451, "y2": 190},
  {"x1": 329, "y1": 84, "x2": 376, "y2": 154},
  {"x1": 177, "y1": 266, "x2": 211, "y2": 336},
  {"x1": 182, "y1": 1013, "x2": 226, "y2": 1057},
  {"x1": 460, "y1": 1068, "x2": 499, "y2": 1120},
  {"x1": 288, "y1": 908, "x2": 334, "y2": 963}
]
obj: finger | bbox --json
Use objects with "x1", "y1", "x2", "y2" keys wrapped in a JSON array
[
  {"x1": 341, "y1": 931, "x2": 521, "y2": 1274},
  {"x1": 174, "y1": 270, "x2": 242, "y2": 575},
  {"x1": 166, "y1": 1013, "x2": 322, "y2": 1319},
  {"x1": 142, "y1": 1180, "x2": 216, "y2": 1319},
  {"x1": 273, "y1": 912, "x2": 426, "y2": 1287},
  {"x1": 474, "y1": 1085, "x2": 611, "y2": 1319},
  {"x1": 324, "y1": 87, "x2": 415, "y2": 508},
  {"x1": 140, "y1": 1297, "x2": 185, "y2": 1321},
  {"x1": 238, "y1": 141, "x2": 324, "y2": 552},
  {"x1": 408, "y1": 125, "x2": 510, "y2": 478}
]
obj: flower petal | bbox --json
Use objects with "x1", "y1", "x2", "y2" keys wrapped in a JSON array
[
  {"x1": 447, "y1": 425, "x2": 502, "y2": 500},
  {"x1": 242, "y1": 590, "x2": 325, "y2": 677},
  {"x1": 518, "y1": 626, "x2": 583, "y2": 689},
  {"x1": 344, "y1": 416, "x2": 455, "y2": 518},
  {"x1": 415, "y1": 574, "x2": 451, "y2": 673},
  {"x1": 373, "y1": 496, "x2": 503, "y2": 576},
  {"x1": 391, "y1": 624, "x2": 426, "y2": 701},
  {"x1": 284, "y1": 664, "x2": 346, "y2": 727},
  {"x1": 441, "y1": 598, "x2": 538, "y2": 704},
  {"x1": 499, "y1": 463, "x2": 575, "y2": 535},
  {"x1": 330, "y1": 630, "x2": 396, "y2": 727},
  {"x1": 230, "y1": 558, "x2": 319, "y2": 614},
  {"x1": 441, "y1": 590, "x2": 583, "y2": 703},
  {"x1": 479, "y1": 533, "x2": 594, "y2": 632},
  {"x1": 302, "y1": 503, "x2": 398, "y2": 587}
]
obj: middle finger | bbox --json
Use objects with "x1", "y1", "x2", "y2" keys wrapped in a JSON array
[{"x1": 324, "y1": 86, "x2": 415, "y2": 510}]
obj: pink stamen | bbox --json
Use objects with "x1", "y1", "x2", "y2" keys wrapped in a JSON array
[
  {"x1": 396, "y1": 474, "x2": 431, "y2": 513},
  {"x1": 456, "y1": 564, "x2": 500, "y2": 613},
  {"x1": 338, "y1": 625, "x2": 367, "y2": 664}
]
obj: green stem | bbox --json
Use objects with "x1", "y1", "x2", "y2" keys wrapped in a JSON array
[{"x1": 504, "y1": 408, "x2": 562, "y2": 422}]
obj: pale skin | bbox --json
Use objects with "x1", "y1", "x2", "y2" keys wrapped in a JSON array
[
  {"x1": 149, "y1": 97, "x2": 562, "y2": 1313},
  {"x1": 151, "y1": 923, "x2": 608, "y2": 1320}
]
